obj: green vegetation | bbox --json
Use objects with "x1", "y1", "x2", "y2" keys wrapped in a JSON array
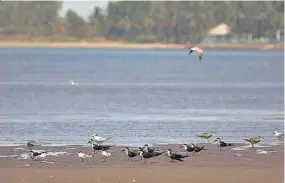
[{"x1": 0, "y1": 1, "x2": 283, "y2": 43}]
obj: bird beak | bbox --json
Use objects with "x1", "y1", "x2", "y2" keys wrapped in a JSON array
[{"x1": 213, "y1": 140, "x2": 217, "y2": 143}]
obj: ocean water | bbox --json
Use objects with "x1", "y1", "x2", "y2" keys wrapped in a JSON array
[{"x1": 0, "y1": 48, "x2": 283, "y2": 146}]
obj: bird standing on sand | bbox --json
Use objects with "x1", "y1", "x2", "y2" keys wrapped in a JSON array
[
  {"x1": 189, "y1": 46, "x2": 203, "y2": 61},
  {"x1": 244, "y1": 136, "x2": 264, "y2": 148},
  {"x1": 90, "y1": 134, "x2": 112, "y2": 145},
  {"x1": 138, "y1": 150, "x2": 163, "y2": 162},
  {"x1": 87, "y1": 140, "x2": 112, "y2": 154},
  {"x1": 213, "y1": 138, "x2": 233, "y2": 150},
  {"x1": 100, "y1": 150, "x2": 111, "y2": 162},
  {"x1": 192, "y1": 145, "x2": 206, "y2": 155},
  {"x1": 142, "y1": 144, "x2": 156, "y2": 153},
  {"x1": 29, "y1": 150, "x2": 46, "y2": 160},
  {"x1": 77, "y1": 151, "x2": 92, "y2": 162},
  {"x1": 273, "y1": 131, "x2": 284, "y2": 141},
  {"x1": 27, "y1": 140, "x2": 37, "y2": 150},
  {"x1": 122, "y1": 147, "x2": 139, "y2": 161},
  {"x1": 180, "y1": 144, "x2": 195, "y2": 155},
  {"x1": 165, "y1": 149, "x2": 189, "y2": 162},
  {"x1": 197, "y1": 131, "x2": 214, "y2": 143}
]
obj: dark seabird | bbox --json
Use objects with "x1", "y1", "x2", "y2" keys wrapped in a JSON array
[
  {"x1": 143, "y1": 144, "x2": 155, "y2": 153},
  {"x1": 213, "y1": 138, "x2": 233, "y2": 150},
  {"x1": 165, "y1": 149, "x2": 189, "y2": 162},
  {"x1": 192, "y1": 145, "x2": 206, "y2": 155},
  {"x1": 122, "y1": 147, "x2": 139, "y2": 161},
  {"x1": 138, "y1": 150, "x2": 163, "y2": 162},
  {"x1": 29, "y1": 150, "x2": 47, "y2": 160},
  {"x1": 87, "y1": 140, "x2": 112, "y2": 154},
  {"x1": 180, "y1": 144, "x2": 195, "y2": 155}
]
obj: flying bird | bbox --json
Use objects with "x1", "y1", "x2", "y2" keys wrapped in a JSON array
[{"x1": 189, "y1": 46, "x2": 203, "y2": 61}]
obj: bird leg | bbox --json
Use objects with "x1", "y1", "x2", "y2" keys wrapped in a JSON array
[{"x1": 207, "y1": 138, "x2": 210, "y2": 143}]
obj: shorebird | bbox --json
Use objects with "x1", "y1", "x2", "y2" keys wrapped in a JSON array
[
  {"x1": 192, "y1": 145, "x2": 206, "y2": 155},
  {"x1": 165, "y1": 149, "x2": 189, "y2": 162},
  {"x1": 197, "y1": 131, "x2": 214, "y2": 143},
  {"x1": 100, "y1": 150, "x2": 111, "y2": 162},
  {"x1": 273, "y1": 131, "x2": 284, "y2": 140},
  {"x1": 213, "y1": 138, "x2": 233, "y2": 150},
  {"x1": 189, "y1": 46, "x2": 203, "y2": 61},
  {"x1": 180, "y1": 144, "x2": 195, "y2": 155},
  {"x1": 28, "y1": 150, "x2": 46, "y2": 160},
  {"x1": 122, "y1": 147, "x2": 139, "y2": 161},
  {"x1": 77, "y1": 151, "x2": 92, "y2": 162},
  {"x1": 87, "y1": 140, "x2": 112, "y2": 154},
  {"x1": 27, "y1": 140, "x2": 37, "y2": 150},
  {"x1": 90, "y1": 134, "x2": 112, "y2": 145},
  {"x1": 142, "y1": 144, "x2": 156, "y2": 153},
  {"x1": 138, "y1": 150, "x2": 163, "y2": 162},
  {"x1": 69, "y1": 80, "x2": 79, "y2": 86},
  {"x1": 244, "y1": 136, "x2": 264, "y2": 148}
]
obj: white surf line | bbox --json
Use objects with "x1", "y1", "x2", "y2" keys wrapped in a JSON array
[
  {"x1": 0, "y1": 155, "x2": 18, "y2": 158},
  {"x1": 256, "y1": 150, "x2": 268, "y2": 155},
  {"x1": 231, "y1": 143, "x2": 272, "y2": 151},
  {"x1": 17, "y1": 151, "x2": 70, "y2": 160}
]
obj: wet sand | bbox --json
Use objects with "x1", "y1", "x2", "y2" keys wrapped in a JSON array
[{"x1": 0, "y1": 143, "x2": 283, "y2": 183}]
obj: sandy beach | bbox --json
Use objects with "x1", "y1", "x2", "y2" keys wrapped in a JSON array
[
  {"x1": 0, "y1": 143, "x2": 283, "y2": 183},
  {"x1": 0, "y1": 41, "x2": 283, "y2": 51}
]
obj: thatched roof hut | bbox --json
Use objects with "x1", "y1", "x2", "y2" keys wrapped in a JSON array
[{"x1": 207, "y1": 23, "x2": 231, "y2": 36}]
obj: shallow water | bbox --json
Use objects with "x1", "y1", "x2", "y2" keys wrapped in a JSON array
[{"x1": 0, "y1": 48, "x2": 283, "y2": 146}]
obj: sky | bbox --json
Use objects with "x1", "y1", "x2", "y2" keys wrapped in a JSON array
[{"x1": 60, "y1": 1, "x2": 110, "y2": 19}]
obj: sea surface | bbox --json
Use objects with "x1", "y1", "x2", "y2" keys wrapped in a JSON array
[{"x1": 0, "y1": 48, "x2": 283, "y2": 146}]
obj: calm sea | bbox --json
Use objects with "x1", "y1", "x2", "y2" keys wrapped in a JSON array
[{"x1": 0, "y1": 48, "x2": 283, "y2": 146}]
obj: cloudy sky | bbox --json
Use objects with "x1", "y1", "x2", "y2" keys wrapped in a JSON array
[{"x1": 60, "y1": 1, "x2": 110, "y2": 19}]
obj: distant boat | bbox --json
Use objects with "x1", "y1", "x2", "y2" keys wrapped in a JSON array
[{"x1": 69, "y1": 80, "x2": 79, "y2": 86}]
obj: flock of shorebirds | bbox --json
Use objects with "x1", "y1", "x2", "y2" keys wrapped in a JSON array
[{"x1": 26, "y1": 130, "x2": 284, "y2": 163}]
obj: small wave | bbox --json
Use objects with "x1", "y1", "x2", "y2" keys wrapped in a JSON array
[
  {"x1": 40, "y1": 161, "x2": 54, "y2": 164},
  {"x1": 17, "y1": 151, "x2": 69, "y2": 160},
  {"x1": 0, "y1": 155, "x2": 18, "y2": 158},
  {"x1": 14, "y1": 147, "x2": 25, "y2": 150},
  {"x1": 256, "y1": 150, "x2": 268, "y2": 154},
  {"x1": 234, "y1": 153, "x2": 243, "y2": 157}
]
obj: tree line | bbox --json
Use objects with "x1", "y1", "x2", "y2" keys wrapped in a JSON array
[{"x1": 0, "y1": 1, "x2": 283, "y2": 43}]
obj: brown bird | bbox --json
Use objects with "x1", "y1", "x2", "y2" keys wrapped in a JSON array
[
  {"x1": 26, "y1": 140, "x2": 37, "y2": 150},
  {"x1": 197, "y1": 131, "x2": 214, "y2": 143},
  {"x1": 189, "y1": 46, "x2": 203, "y2": 61},
  {"x1": 244, "y1": 136, "x2": 264, "y2": 148}
]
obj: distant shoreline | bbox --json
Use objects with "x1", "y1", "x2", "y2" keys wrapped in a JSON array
[{"x1": 0, "y1": 41, "x2": 283, "y2": 51}]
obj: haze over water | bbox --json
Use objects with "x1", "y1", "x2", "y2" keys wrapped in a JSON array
[{"x1": 0, "y1": 48, "x2": 283, "y2": 146}]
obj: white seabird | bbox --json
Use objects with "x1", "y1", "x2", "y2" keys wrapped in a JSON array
[
  {"x1": 90, "y1": 134, "x2": 112, "y2": 145},
  {"x1": 100, "y1": 150, "x2": 111, "y2": 162},
  {"x1": 77, "y1": 151, "x2": 92, "y2": 162},
  {"x1": 189, "y1": 46, "x2": 203, "y2": 61},
  {"x1": 273, "y1": 131, "x2": 284, "y2": 140}
]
